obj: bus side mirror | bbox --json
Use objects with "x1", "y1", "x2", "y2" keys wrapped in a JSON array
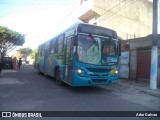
[
  {"x1": 73, "y1": 36, "x2": 78, "y2": 46},
  {"x1": 118, "y1": 39, "x2": 121, "y2": 56}
]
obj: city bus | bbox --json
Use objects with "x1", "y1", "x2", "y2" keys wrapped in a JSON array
[{"x1": 35, "y1": 22, "x2": 121, "y2": 87}]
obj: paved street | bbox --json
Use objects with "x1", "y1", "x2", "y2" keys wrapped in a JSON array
[{"x1": 0, "y1": 65, "x2": 159, "y2": 120}]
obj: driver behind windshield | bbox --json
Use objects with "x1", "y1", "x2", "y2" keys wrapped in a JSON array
[{"x1": 102, "y1": 44, "x2": 116, "y2": 64}]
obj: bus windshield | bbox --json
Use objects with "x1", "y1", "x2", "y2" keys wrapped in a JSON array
[{"x1": 77, "y1": 34, "x2": 118, "y2": 65}]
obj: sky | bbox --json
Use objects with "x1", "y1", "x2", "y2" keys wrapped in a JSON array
[
  {"x1": 0, "y1": 0, "x2": 159, "y2": 54},
  {"x1": 0, "y1": 0, "x2": 90, "y2": 53}
]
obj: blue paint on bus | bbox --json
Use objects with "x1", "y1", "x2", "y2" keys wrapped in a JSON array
[{"x1": 35, "y1": 22, "x2": 121, "y2": 87}]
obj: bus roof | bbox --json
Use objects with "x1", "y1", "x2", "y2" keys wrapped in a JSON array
[{"x1": 39, "y1": 22, "x2": 117, "y2": 46}]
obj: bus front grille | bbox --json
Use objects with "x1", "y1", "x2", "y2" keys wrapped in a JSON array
[
  {"x1": 87, "y1": 68, "x2": 111, "y2": 73},
  {"x1": 89, "y1": 74, "x2": 109, "y2": 77}
]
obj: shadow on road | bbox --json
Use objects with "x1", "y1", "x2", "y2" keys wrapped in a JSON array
[
  {"x1": 1, "y1": 65, "x2": 114, "y2": 95},
  {"x1": 44, "y1": 75, "x2": 112, "y2": 94}
]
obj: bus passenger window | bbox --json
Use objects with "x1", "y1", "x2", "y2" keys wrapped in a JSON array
[
  {"x1": 40, "y1": 47, "x2": 42, "y2": 56},
  {"x1": 49, "y1": 41, "x2": 52, "y2": 53},
  {"x1": 57, "y1": 34, "x2": 64, "y2": 53},
  {"x1": 54, "y1": 39, "x2": 58, "y2": 53},
  {"x1": 41, "y1": 46, "x2": 45, "y2": 56},
  {"x1": 50, "y1": 40, "x2": 55, "y2": 53}
]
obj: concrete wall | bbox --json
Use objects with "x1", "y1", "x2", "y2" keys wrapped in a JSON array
[
  {"x1": 125, "y1": 35, "x2": 160, "y2": 83},
  {"x1": 90, "y1": 0, "x2": 153, "y2": 39}
]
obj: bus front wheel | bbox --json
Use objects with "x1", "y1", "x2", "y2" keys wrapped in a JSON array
[{"x1": 55, "y1": 69, "x2": 63, "y2": 85}]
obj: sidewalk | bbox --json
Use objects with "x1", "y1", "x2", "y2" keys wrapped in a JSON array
[{"x1": 118, "y1": 79, "x2": 160, "y2": 98}]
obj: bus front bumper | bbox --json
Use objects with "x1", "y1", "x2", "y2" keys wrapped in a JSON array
[{"x1": 72, "y1": 73, "x2": 118, "y2": 87}]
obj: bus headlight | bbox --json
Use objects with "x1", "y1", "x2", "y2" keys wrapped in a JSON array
[
  {"x1": 115, "y1": 70, "x2": 118, "y2": 74},
  {"x1": 77, "y1": 69, "x2": 83, "y2": 74},
  {"x1": 75, "y1": 68, "x2": 85, "y2": 76},
  {"x1": 110, "y1": 69, "x2": 118, "y2": 74}
]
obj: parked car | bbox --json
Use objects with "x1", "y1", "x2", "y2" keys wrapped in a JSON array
[{"x1": 2, "y1": 57, "x2": 13, "y2": 69}]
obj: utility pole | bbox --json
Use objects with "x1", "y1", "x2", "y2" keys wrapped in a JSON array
[{"x1": 150, "y1": 0, "x2": 159, "y2": 90}]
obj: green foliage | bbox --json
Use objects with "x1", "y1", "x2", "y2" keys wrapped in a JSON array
[
  {"x1": 0, "y1": 26, "x2": 25, "y2": 58},
  {"x1": 18, "y1": 47, "x2": 32, "y2": 63},
  {"x1": 30, "y1": 49, "x2": 37, "y2": 59},
  {"x1": 18, "y1": 47, "x2": 33, "y2": 58}
]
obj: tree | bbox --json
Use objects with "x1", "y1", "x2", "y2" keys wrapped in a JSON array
[
  {"x1": 18, "y1": 47, "x2": 33, "y2": 62},
  {"x1": 30, "y1": 49, "x2": 37, "y2": 59},
  {"x1": 0, "y1": 26, "x2": 25, "y2": 58}
]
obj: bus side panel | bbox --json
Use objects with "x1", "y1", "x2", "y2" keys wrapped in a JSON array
[
  {"x1": 35, "y1": 46, "x2": 42, "y2": 72},
  {"x1": 39, "y1": 56, "x2": 45, "y2": 73},
  {"x1": 35, "y1": 56, "x2": 40, "y2": 72},
  {"x1": 48, "y1": 54, "x2": 60, "y2": 77},
  {"x1": 44, "y1": 42, "x2": 51, "y2": 75},
  {"x1": 46, "y1": 54, "x2": 53, "y2": 76},
  {"x1": 38, "y1": 45, "x2": 46, "y2": 73},
  {"x1": 44, "y1": 55, "x2": 49, "y2": 75},
  {"x1": 34, "y1": 53, "x2": 39, "y2": 70}
]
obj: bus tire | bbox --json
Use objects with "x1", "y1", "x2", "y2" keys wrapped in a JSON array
[
  {"x1": 37, "y1": 64, "x2": 41, "y2": 74},
  {"x1": 55, "y1": 69, "x2": 63, "y2": 85}
]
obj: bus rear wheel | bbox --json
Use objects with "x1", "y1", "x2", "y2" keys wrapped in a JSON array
[
  {"x1": 37, "y1": 64, "x2": 41, "y2": 74},
  {"x1": 55, "y1": 69, "x2": 63, "y2": 85}
]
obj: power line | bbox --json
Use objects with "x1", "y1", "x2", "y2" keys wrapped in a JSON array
[
  {"x1": 50, "y1": 5, "x2": 80, "y2": 30},
  {"x1": 106, "y1": 0, "x2": 137, "y2": 39},
  {"x1": 94, "y1": 0, "x2": 127, "y2": 18},
  {"x1": 0, "y1": 6, "x2": 54, "y2": 18},
  {"x1": 104, "y1": 1, "x2": 137, "y2": 22},
  {"x1": 0, "y1": 1, "x2": 78, "y2": 6},
  {"x1": 0, "y1": 1, "x2": 79, "y2": 18},
  {"x1": 104, "y1": 0, "x2": 151, "y2": 32},
  {"x1": 93, "y1": 0, "x2": 138, "y2": 39},
  {"x1": 94, "y1": 0, "x2": 151, "y2": 29},
  {"x1": 94, "y1": 1, "x2": 133, "y2": 28}
]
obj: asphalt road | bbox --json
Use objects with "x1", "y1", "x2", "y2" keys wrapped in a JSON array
[{"x1": 0, "y1": 65, "x2": 159, "y2": 120}]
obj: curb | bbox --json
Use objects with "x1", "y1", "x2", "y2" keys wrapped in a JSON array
[
  {"x1": 118, "y1": 82, "x2": 160, "y2": 98},
  {"x1": 142, "y1": 89, "x2": 160, "y2": 98}
]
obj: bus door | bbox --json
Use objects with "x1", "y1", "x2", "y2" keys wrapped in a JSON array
[{"x1": 64, "y1": 37, "x2": 74, "y2": 83}]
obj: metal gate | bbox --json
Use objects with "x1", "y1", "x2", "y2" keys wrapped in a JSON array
[{"x1": 137, "y1": 49, "x2": 151, "y2": 80}]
